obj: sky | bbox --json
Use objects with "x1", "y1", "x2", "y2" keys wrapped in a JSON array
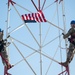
[{"x1": 0, "y1": 0, "x2": 75, "y2": 75}]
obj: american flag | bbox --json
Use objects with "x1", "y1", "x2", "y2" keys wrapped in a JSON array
[{"x1": 21, "y1": 10, "x2": 47, "y2": 23}]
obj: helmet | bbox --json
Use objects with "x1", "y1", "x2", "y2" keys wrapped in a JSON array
[
  {"x1": 70, "y1": 20, "x2": 75, "y2": 24},
  {"x1": 0, "y1": 28, "x2": 2, "y2": 32}
]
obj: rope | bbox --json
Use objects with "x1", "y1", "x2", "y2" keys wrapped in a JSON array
[
  {"x1": 31, "y1": 0, "x2": 38, "y2": 11},
  {"x1": 41, "y1": 0, "x2": 46, "y2": 10},
  {"x1": 47, "y1": 20, "x2": 64, "y2": 31},
  {"x1": 12, "y1": 4, "x2": 40, "y2": 47},
  {"x1": 43, "y1": 1, "x2": 56, "y2": 11},
  {"x1": 45, "y1": 46, "x2": 59, "y2": 75},
  {"x1": 10, "y1": 36, "x2": 60, "y2": 64},
  {"x1": 16, "y1": 3, "x2": 32, "y2": 13},
  {"x1": 9, "y1": 23, "x2": 24, "y2": 34},
  {"x1": 9, "y1": 37, "x2": 37, "y2": 75},
  {"x1": 42, "y1": 7, "x2": 58, "y2": 46},
  {"x1": 43, "y1": 34, "x2": 62, "y2": 47},
  {"x1": 6, "y1": 0, "x2": 69, "y2": 75}
]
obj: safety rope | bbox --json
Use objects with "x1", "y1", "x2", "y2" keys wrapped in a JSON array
[{"x1": 6, "y1": 0, "x2": 70, "y2": 75}]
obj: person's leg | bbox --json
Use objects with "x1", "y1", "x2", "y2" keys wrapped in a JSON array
[
  {"x1": 60, "y1": 43, "x2": 74, "y2": 66},
  {"x1": 1, "y1": 48, "x2": 12, "y2": 69},
  {"x1": 64, "y1": 50, "x2": 74, "y2": 66},
  {"x1": 67, "y1": 43, "x2": 74, "y2": 63}
]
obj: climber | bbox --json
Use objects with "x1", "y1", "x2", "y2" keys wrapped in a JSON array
[
  {"x1": 61, "y1": 20, "x2": 75, "y2": 66},
  {"x1": 0, "y1": 28, "x2": 12, "y2": 69}
]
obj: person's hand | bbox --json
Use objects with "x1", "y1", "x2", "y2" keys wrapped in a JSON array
[
  {"x1": 62, "y1": 33, "x2": 66, "y2": 39},
  {"x1": 63, "y1": 35, "x2": 66, "y2": 39}
]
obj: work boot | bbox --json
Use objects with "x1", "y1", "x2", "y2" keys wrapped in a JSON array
[
  {"x1": 7, "y1": 63, "x2": 13, "y2": 69},
  {"x1": 60, "y1": 61, "x2": 68, "y2": 66}
]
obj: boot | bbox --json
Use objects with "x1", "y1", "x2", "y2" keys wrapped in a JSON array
[
  {"x1": 7, "y1": 63, "x2": 13, "y2": 69},
  {"x1": 61, "y1": 62, "x2": 68, "y2": 66},
  {"x1": 60, "y1": 61, "x2": 69, "y2": 67}
]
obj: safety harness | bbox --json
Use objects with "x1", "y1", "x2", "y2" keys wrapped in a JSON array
[
  {"x1": 68, "y1": 31, "x2": 75, "y2": 45},
  {"x1": 0, "y1": 40, "x2": 6, "y2": 52}
]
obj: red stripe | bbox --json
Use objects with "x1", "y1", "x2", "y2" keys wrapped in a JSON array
[
  {"x1": 21, "y1": 11, "x2": 46, "y2": 22},
  {"x1": 25, "y1": 14, "x2": 28, "y2": 20},
  {"x1": 38, "y1": 12, "x2": 43, "y2": 22},
  {"x1": 39, "y1": 11, "x2": 47, "y2": 22},
  {"x1": 35, "y1": 13, "x2": 39, "y2": 22},
  {"x1": 32, "y1": 13, "x2": 35, "y2": 20},
  {"x1": 28, "y1": 14, "x2": 31, "y2": 20},
  {"x1": 21, "y1": 15, "x2": 25, "y2": 20}
]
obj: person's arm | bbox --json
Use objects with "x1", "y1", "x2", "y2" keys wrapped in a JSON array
[{"x1": 63, "y1": 28, "x2": 73, "y2": 39}]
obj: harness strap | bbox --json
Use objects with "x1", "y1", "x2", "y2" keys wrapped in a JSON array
[{"x1": 68, "y1": 38, "x2": 75, "y2": 45}]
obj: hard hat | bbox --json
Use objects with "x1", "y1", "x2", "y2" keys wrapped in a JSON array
[
  {"x1": 0, "y1": 28, "x2": 2, "y2": 32},
  {"x1": 70, "y1": 20, "x2": 75, "y2": 24}
]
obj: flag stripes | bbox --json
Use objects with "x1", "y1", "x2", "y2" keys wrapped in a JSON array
[{"x1": 21, "y1": 10, "x2": 47, "y2": 23}]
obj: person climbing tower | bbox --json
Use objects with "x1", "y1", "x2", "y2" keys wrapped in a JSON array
[
  {"x1": 0, "y1": 28, "x2": 12, "y2": 69},
  {"x1": 61, "y1": 20, "x2": 75, "y2": 66}
]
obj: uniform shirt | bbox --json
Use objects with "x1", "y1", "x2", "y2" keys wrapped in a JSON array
[
  {"x1": 0, "y1": 40, "x2": 6, "y2": 52},
  {"x1": 64, "y1": 28, "x2": 75, "y2": 44},
  {"x1": 64, "y1": 28, "x2": 75, "y2": 38},
  {"x1": 0, "y1": 41, "x2": 4, "y2": 52}
]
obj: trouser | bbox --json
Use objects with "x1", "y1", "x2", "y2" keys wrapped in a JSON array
[
  {"x1": 0, "y1": 48, "x2": 9, "y2": 66},
  {"x1": 67, "y1": 43, "x2": 75, "y2": 63}
]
